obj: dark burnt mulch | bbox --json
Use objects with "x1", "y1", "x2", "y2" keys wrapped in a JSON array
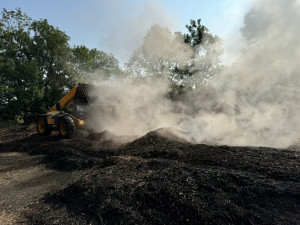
[
  {"x1": 1, "y1": 126, "x2": 300, "y2": 224},
  {"x1": 0, "y1": 128, "x2": 118, "y2": 171},
  {"x1": 24, "y1": 156, "x2": 300, "y2": 225}
]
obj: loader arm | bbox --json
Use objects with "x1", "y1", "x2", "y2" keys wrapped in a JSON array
[{"x1": 49, "y1": 86, "x2": 78, "y2": 111}]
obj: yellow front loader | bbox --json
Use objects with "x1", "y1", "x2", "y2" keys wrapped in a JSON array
[{"x1": 36, "y1": 84, "x2": 92, "y2": 138}]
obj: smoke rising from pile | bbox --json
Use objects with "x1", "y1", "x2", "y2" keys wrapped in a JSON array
[{"x1": 88, "y1": 0, "x2": 300, "y2": 148}]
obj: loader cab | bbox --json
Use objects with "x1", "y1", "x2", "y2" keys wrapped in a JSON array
[
  {"x1": 65, "y1": 101, "x2": 89, "y2": 119},
  {"x1": 72, "y1": 83, "x2": 96, "y2": 119}
]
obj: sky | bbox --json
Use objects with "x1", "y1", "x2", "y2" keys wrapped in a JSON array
[{"x1": 0, "y1": 0, "x2": 253, "y2": 65}]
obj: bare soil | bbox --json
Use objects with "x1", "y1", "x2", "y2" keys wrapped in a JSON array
[{"x1": 0, "y1": 125, "x2": 299, "y2": 224}]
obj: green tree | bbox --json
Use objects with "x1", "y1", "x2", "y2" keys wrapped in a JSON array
[
  {"x1": 0, "y1": 8, "x2": 43, "y2": 122},
  {"x1": 126, "y1": 20, "x2": 223, "y2": 89},
  {"x1": 70, "y1": 45, "x2": 123, "y2": 83},
  {"x1": 0, "y1": 8, "x2": 124, "y2": 123},
  {"x1": 180, "y1": 19, "x2": 223, "y2": 88},
  {"x1": 30, "y1": 19, "x2": 74, "y2": 108}
]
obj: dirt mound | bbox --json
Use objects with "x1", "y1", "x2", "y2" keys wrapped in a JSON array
[
  {"x1": 1, "y1": 126, "x2": 300, "y2": 224},
  {"x1": 119, "y1": 128, "x2": 190, "y2": 159}
]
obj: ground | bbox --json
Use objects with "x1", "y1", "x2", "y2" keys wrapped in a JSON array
[{"x1": 0, "y1": 125, "x2": 299, "y2": 224}]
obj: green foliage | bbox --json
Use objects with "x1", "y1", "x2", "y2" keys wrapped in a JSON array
[
  {"x1": 70, "y1": 45, "x2": 123, "y2": 83},
  {"x1": 0, "y1": 8, "x2": 43, "y2": 121},
  {"x1": 31, "y1": 18, "x2": 74, "y2": 107},
  {"x1": 179, "y1": 19, "x2": 223, "y2": 88},
  {"x1": 184, "y1": 19, "x2": 208, "y2": 47},
  {"x1": 0, "y1": 8, "x2": 122, "y2": 123}
]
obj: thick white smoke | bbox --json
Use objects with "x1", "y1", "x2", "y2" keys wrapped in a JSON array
[
  {"x1": 210, "y1": 0, "x2": 300, "y2": 147},
  {"x1": 88, "y1": 0, "x2": 300, "y2": 148}
]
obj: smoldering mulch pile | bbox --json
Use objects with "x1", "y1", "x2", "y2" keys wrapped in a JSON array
[{"x1": 1, "y1": 126, "x2": 300, "y2": 224}]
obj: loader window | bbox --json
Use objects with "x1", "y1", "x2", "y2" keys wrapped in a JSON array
[
  {"x1": 75, "y1": 104, "x2": 89, "y2": 118},
  {"x1": 65, "y1": 100, "x2": 88, "y2": 118}
]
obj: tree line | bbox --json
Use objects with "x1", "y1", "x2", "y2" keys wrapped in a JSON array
[{"x1": 0, "y1": 8, "x2": 223, "y2": 123}]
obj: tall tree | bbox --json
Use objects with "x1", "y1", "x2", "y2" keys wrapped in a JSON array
[
  {"x1": 70, "y1": 45, "x2": 123, "y2": 83},
  {"x1": 0, "y1": 8, "x2": 43, "y2": 121},
  {"x1": 30, "y1": 19, "x2": 73, "y2": 108},
  {"x1": 181, "y1": 19, "x2": 223, "y2": 88},
  {"x1": 126, "y1": 20, "x2": 223, "y2": 88}
]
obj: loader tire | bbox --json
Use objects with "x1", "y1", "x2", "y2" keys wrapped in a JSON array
[
  {"x1": 58, "y1": 115, "x2": 75, "y2": 139},
  {"x1": 36, "y1": 116, "x2": 52, "y2": 136}
]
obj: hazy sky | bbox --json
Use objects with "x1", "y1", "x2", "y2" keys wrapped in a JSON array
[{"x1": 1, "y1": 0, "x2": 253, "y2": 65}]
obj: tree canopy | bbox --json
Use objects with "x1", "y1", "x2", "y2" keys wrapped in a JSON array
[
  {"x1": 70, "y1": 45, "x2": 123, "y2": 83},
  {"x1": 126, "y1": 19, "x2": 223, "y2": 88}
]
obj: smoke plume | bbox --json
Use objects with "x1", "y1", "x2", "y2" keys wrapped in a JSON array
[{"x1": 88, "y1": 0, "x2": 300, "y2": 148}]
